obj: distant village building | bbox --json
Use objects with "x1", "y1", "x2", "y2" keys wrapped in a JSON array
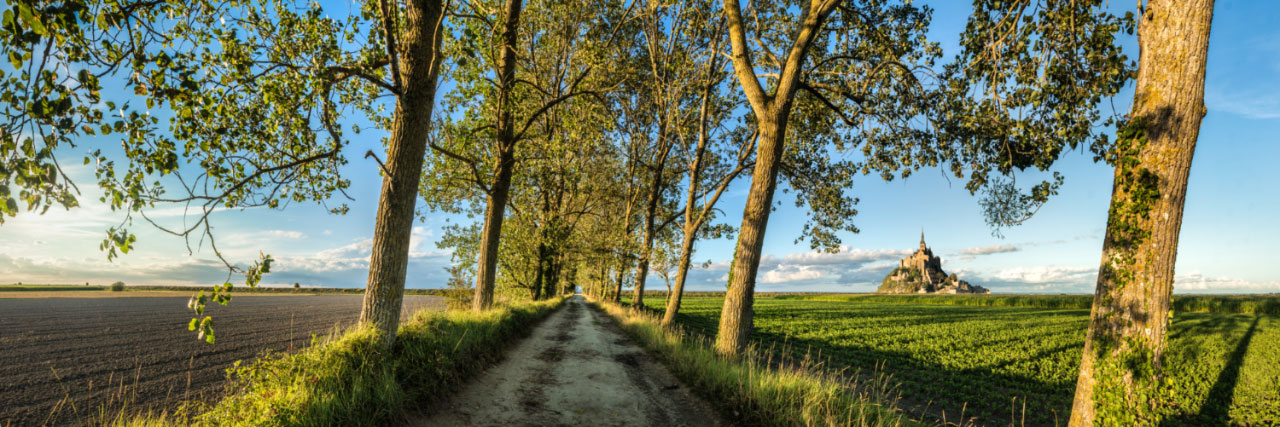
[{"x1": 877, "y1": 232, "x2": 990, "y2": 294}]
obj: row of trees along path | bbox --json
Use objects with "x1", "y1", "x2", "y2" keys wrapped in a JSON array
[{"x1": 0, "y1": 0, "x2": 1215, "y2": 424}]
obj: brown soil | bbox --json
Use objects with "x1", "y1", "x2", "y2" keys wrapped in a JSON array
[
  {"x1": 408, "y1": 296, "x2": 725, "y2": 427},
  {"x1": 0, "y1": 295, "x2": 442, "y2": 426},
  {"x1": 0, "y1": 291, "x2": 198, "y2": 299}
]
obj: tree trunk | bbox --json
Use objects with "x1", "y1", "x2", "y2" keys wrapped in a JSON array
[
  {"x1": 473, "y1": 157, "x2": 513, "y2": 310},
  {"x1": 531, "y1": 242, "x2": 545, "y2": 300},
  {"x1": 612, "y1": 259, "x2": 629, "y2": 303},
  {"x1": 715, "y1": 0, "x2": 832, "y2": 357},
  {"x1": 359, "y1": 0, "x2": 445, "y2": 348},
  {"x1": 661, "y1": 227, "x2": 697, "y2": 326},
  {"x1": 631, "y1": 206, "x2": 656, "y2": 311},
  {"x1": 541, "y1": 247, "x2": 558, "y2": 299},
  {"x1": 715, "y1": 118, "x2": 786, "y2": 356},
  {"x1": 597, "y1": 264, "x2": 607, "y2": 299},
  {"x1": 632, "y1": 127, "x2": 670, "y2": 311},
  {"x1": 1069, "y1": 1, "x2": 1213, "y2": 425},
  {"x1": 471, "y1": 0, "x2": 524, "y2": 312}
]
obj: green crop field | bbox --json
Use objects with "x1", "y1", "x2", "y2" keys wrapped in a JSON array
[{"x1": 631, "y1": 295, "x2": 1280, "y2": 426}]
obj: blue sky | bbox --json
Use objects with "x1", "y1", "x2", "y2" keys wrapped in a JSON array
[{"x1": 2, "y1": 1, "x2": 1278, "y2": 294}]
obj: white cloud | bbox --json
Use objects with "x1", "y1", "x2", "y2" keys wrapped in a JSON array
[
  {"x1": 1175, "y1": 272, "x2": 1280, "y2": 293},
  {"x1": 779, "y1": 246, "x2": 909, "y2": 266},
  {"x1": 989, "y1": 265, "x2": 1097, "y2": 284},
  {"x1": 268, "y1": 230, "x2": 307, "y2": 239},
  {"x1": 676, "y1": 247, "x2": 908, "y2": 291},
  {"x1": 759, "y1": 265, "x2": 826, "y2": 284},
  {"x1": 960, "y1": 244, "x2": 1018, "y2": 256}
]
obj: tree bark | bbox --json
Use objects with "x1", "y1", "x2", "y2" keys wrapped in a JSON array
[
  {"x1": 661, "y1": 227, "x2": 697, "y2": 326},
  {"x1": 473, "y1": 157, "x2": 513, "y2": 310},
  {"x1": 471, "y1": 0, "x2": 524, "y2": 311},
  {"x1": 612, "y1": 259, "x2": 628, "y2": 302},
  {"x1": 1069, "y1": 1, "x2": 1213, "y2": 425},
  {"x1": 531, "y1": 241, "x2": 545, "y2": 300},
  {"x1": 540, "y1": 246, "x2": 557, "y2": 299},
  {"x1": 715, "y1": 118, "x2": 786, "y2": 355},
  {"x1": 359, "y1": 0, "x2": 445, "y2": 348}
]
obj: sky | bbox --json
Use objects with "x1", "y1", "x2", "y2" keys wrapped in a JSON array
[{"x1": 2, "y1": 1, "x2": 1278, "y2": 294}]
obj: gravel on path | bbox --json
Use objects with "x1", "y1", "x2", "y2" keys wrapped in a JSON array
[{"x1": 409, "y1": 295, "x2": 725, "y2": 427}]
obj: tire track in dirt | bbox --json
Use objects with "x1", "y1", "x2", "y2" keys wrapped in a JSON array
[
  {"x1": 0, "y1": 295, "x2": 442, "y2": 426},
  {"x1": 409, "y1": 296, "x2": 724, "y2": 427}
]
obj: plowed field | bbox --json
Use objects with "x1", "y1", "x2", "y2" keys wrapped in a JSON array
[{"x1": 0, "y1": 295, "x2": 443, "y2": 426}]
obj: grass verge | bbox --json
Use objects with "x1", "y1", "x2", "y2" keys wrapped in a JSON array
[
  {"x1": 588, "y1": 298, "x2": 922, "y2": 427},
  {"x1": 120, "y1": 297, "x2": 566, "y2": 426}
]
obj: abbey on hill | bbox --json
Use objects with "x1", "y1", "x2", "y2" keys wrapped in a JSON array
[{"x1": 877, "y1": 232, "x2": 990, "y2": 294}]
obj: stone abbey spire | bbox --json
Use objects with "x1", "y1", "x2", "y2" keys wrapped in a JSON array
[{"x1": 920, "y1": 229, "x2": 927, "y2": 251}]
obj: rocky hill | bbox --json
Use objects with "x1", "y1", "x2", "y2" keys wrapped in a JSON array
[{"x1": 877, "y1": 233, "x2": 989, "y2": 294}]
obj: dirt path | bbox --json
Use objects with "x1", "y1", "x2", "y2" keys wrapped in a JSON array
[{"x1": 410, "y1": 296, "x2": 725, "y2": 427}]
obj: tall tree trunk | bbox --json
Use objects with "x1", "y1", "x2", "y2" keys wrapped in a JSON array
[
  {"x1": 631, "y1": 201, "x2": 657, "y2": 310},
  {"x1": 633, "y1": 127, "x2": 671, "y2": 310},
  {"x1": 473, "y1": 157, "x2": 513, "y2": 310},
  {"x1": 597, "y1": 264, "x2": 607, "y2": 299},
  {"x1": 1069, "y1": 1, "x2": 1213, "y2": 425},
  {"x1": 661, "y1": 60, "x2": 724, "y2": 326},
  {"x1": 715, "y1": 0, "x2": 832, "y2": 357},
  {"x1": 541, "y1": 247, "x2": 557, "y2": 299},
  {"x1": 715, "y1": 118, "x2": 786, "y2": 356},
  {"x1": 471, "y1": 0, "x2": 524, "y2": 311},
  {"x1": 531, "y1": 242, "x2": 545, "y2": 300},
  {"x1": 661, "y1": 227, "x2": 697, "y2": 326},
  {"x1": 612, "y1": 260, "x2": 628, "y2": 302},
  {"x1": 359, "y1": 0, "x2": 445, "y2": 348}
]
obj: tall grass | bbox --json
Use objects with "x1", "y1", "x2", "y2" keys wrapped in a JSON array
[
  {"x1": 122, "y1": 297, "x2": 565, "y2": 426},
  {"x1": 590, "y1": 299, "x2": 922, "y2": 427}
]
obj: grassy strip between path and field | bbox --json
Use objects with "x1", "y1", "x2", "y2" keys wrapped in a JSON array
[
  {"x1": 121, "y1": 297, "x2": 566, "y2": 426},
  {"x1": 774, "y1": 293, "x2": 1280, "y2": 315},
  {"x1": 589, "y1": 298, "x2": 924, "y2": 427}
]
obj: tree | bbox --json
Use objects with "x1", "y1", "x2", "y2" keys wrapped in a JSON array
[
  {"x1": 714, "y1": 0, "x2": 942, "y2": 356},
  {"x1": 1069, "y1": 1, "x2": 1215, "y2": 424},
  {"x1": 660, "y1": 14, "x2": 753, "y2": 326},
  {"x1": 0, "y1": 0, "x2": 447, "y2": 347},
  {"x1": 423, "y1": 0, "x2": 629, "y2": 311}
]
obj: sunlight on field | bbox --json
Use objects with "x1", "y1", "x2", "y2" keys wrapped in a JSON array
[{"x1": 634, "y1": 295, "x2": 1280, "y2": 426}]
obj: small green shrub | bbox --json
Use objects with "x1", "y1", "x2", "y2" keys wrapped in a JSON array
[
  {"x1": 109, "y1": 281, "x2": 126, "y2": 291},
  {"x1": 444, "y1": 264, "x2": 475, "y2": 311}
]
